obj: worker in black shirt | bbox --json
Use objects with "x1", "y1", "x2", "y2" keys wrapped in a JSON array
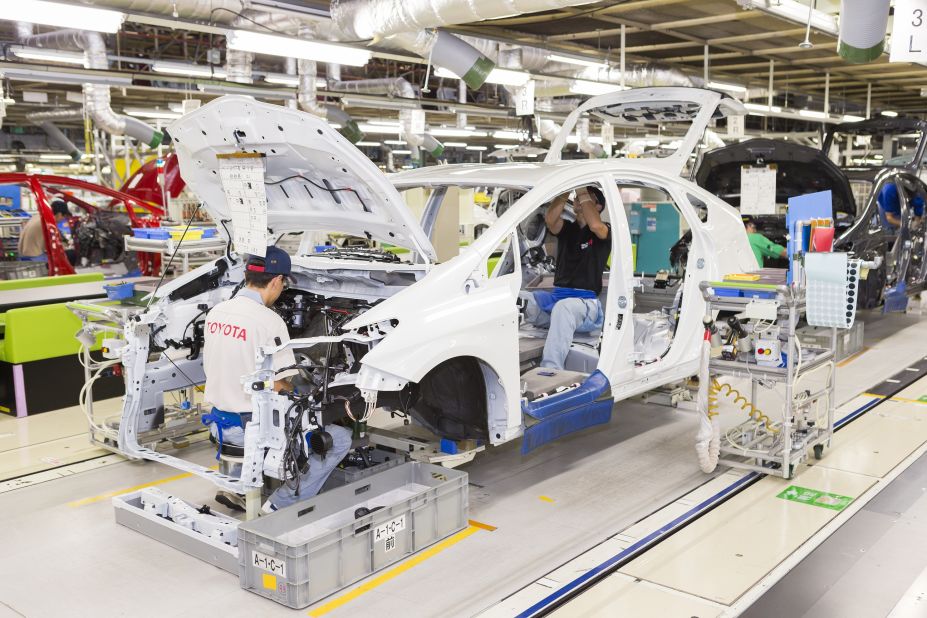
[{"x1": 520, "y1": 186, "x2": 611, "y2": 369}]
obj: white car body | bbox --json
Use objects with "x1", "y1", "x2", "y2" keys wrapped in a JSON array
[{"x1": 102, "y1": 88, "x2": 756, "y2": 493}]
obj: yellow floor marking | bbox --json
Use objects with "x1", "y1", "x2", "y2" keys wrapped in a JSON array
[
  {"x1": 887, "y1": 396, "x2": 927, "y2": 406},
  {"x1": 468, "y1": 519, "x2": 497, "y2": 532},
  {"x1": 307, "y1": 525, "x2": 481, "y2": 617},
  {"x1": 539, "y1": 495, "x2": 555, "y2": 503},
  {"x1": 837, "y1": 346, "x2": 869, "y2": 368},
  {"x1": 861, "y1": 393, "x2": 887, "y2": 399},
  {"x1": 67, "y1": 466, "x2": 217, "y2": 507}
]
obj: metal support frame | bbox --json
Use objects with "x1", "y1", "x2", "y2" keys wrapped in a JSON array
[{"x1": 699, "y1": 281, "x2": 837, "y2": 479}]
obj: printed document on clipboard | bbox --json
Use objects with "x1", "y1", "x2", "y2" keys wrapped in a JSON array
[
  {"x1": 740, "y1": 164, "x2": 777, "y2": 215},
  {"x1": 217, "y1": 152, "x2": 268, "y2": 257}
]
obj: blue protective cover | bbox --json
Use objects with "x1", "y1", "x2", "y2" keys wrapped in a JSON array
[{"x1": 521, "y1": 370, "x2": 613, "y2": 454}]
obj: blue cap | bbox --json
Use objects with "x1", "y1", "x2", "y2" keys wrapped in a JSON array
[{"x1": 246, "y1": 246, "x2": 291, "y2": 276}]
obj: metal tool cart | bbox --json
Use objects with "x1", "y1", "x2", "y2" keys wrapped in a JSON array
[{"x1": 698, "y1": 276, "x2": 837, "y2": 479}]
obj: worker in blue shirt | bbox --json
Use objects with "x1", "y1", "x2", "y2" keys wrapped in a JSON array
[{"x1": 877, "y1": 182, "x2": 925, "y2": 229}]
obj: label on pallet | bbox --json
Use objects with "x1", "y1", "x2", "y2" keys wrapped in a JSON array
[
  {"x1": 776, "y1": 485, "x2": 853, "y2": 511},
  {"x1": 374, "y1": 514, "x2": 406, "y2": 552},
  {"x1": 252, "y1": 550, "x2": 287, "y2": 577}
]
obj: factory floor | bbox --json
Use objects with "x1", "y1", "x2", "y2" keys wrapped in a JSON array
[{"x1": 1, "y1": 308, "x2": 926, "y2": 618}]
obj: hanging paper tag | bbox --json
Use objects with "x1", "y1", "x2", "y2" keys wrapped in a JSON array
[{"x1": 217, "y1": 152, "x2": 268, "y2": 257}]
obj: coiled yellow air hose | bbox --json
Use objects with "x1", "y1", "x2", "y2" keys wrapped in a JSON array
[{"x1": 709, "y1": 379, "x2": 779, "y2": 434}]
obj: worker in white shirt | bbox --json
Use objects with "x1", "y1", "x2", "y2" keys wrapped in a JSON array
[{"x1": 202, "y1": 246, "x2": 352, "y2": 513}]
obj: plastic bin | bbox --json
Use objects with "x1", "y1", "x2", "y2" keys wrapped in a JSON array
[
  {"x1": 321, "y1": 449, "x2": 407, "y2": 492},
  {"x1": 237, "y1": 461, "x2": 468, "y2": 609},
  {"x1": 0, "y1": 261, "x2": 47, "y2": 279},
  {"x1": 797, "y1": 321, "x2": 864, "y2": 361},
  {"x1": 104, "y1": 281, "x2": 135, "y2": 300}
]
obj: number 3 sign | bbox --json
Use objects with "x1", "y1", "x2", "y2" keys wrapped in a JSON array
[{"x1": 890, "y1": 0, "x2": 927, "y2": 62}]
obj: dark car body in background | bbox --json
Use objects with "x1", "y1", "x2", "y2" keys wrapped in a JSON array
[{"x1": 694, "y1": 119, "x2": 927, "y2": 308}]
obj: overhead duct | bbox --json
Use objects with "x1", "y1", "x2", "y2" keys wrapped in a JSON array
[
  {"x1": 537, "y1": 117, "x2": 561, "y2": 142},
  {"x1": 295, "y1": 54, "x2": 363, "y2": 143},
  {"x1": 389, "y1": 31, "x2": 494, "y2": 89},
  {"x1": 26, "y1": 108, "x2": 83, "y2": 161},
  {"x1": 329, "y1": 1, "x2": 501, "y2": 88},
  {"x1": 16, "y1": 24, "x2": 163, "y2": 147},
  {"x1": 327, "y1": 75, "x2": 442, "y2": 154},
  {"x1": 838, "y1": 0, "x2": 891, "y2": 63},
  {"x1": 67, "y1": 0, "x2": 244, "y2": 21},
  {"x1": 331, "y1": 0, "x2": 597, "y2": 40},
  {"x1": 577, "y1": 118, "x2": 605, "y2": 158}
]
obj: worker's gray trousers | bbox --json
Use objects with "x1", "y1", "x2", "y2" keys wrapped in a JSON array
[
  {"x1": 519, "y1": 291, "x2": 603, "y2": 370},
  {"x1": 210, "y1": 423, "x2": 353, "y2": 506}
]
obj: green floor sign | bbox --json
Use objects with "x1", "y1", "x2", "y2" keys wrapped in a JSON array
[{"x1": 776, "y1": 485, "x2": 853, "y2": 511}]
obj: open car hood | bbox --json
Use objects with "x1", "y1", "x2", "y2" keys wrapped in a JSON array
[
  {"x1": 546, "y1": 87, "x2": 744, "y2": 176},
  {"x1": 694, "y1": 138, "x2": 856, "y2": 217},
  {"x1": 169, "y1": 96, "x2": 436, "y2": 261}
]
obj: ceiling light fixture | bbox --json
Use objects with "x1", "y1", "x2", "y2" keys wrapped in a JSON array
[
  {"x1": 881, "y1": 110, "x2": 898, "y2": 117},
  {"x1": 706, "y1": 80, "x2": 748, "y2": 93},
  {"x1": 798, "y1": 109, "x2": 828, "y2": 119},
  {"x1": 434, "y1": 66, "x2": 530, "y2": 87},
  {"x1": 123, "y1": 107, "x2": 182, "y2": 120},
  {"x1": 841, "y1": 114, "x2": 865, "y2": 122},
  {"x1": 355, "y1": 141, "x2": 382, "y2": 147},
  {"x1": 428, "y1": 127, "x2": 488, "y2": 137},
  {"x1": 444, "y1": 142, "x2": 468, "y2": 147},
  {"x1": 8, "y1": 46, "x2": 85, "y2": 65},
  {"x1": 226, "y1": 30, "x2": 371, "y2": 67},
  {"x1": 261, "y1": 73, "x2": 327, "y2": 88},
  {"x1": 569, "y1": 79, "x2": 628, "y2": 96},
  {"x1": 151, "y1": 61, "x2": 226, "y2": 79},
  {"x1": 492, "y1": 130, "x2": 528, "y2": 140},
  {"x1": 466, "y1": 146, "x2": 488, "y2": 151},
  {"x1": 391, "y1": 149, "x2": 412, "y2": 155},
  {"x1": 0, "y1": 1, "x2": 125, "y2": 33},
  {"x1": 547, "y1": 53, "x2": 609, "y2": 69}
]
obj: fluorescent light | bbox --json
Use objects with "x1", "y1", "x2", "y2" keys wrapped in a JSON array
[
  {"x1": 466, "y1": 146, "x2": 488, "y2": 151},
  {"x1": 881, "y1": 110, "x2": 898, "y2": 117},
  {"x1": 38, "y1": 154, "x2": 74, "y2": 161},
  {"x1": 262, "y1": 73, "x2": 326, "y2": 88},
  {"x1": 123, "y1": 107, "x2": 181, "y2": 120},
  {"x1": 226, "y1": 30, "x2": 371, "y2": 67},
  {"x1": 383, "y1": 139, "x2": 406, "y2": 145},
  {"x1": 355, "y1": 141, "x2": 381, "y2": 147},
  {"x1": 707, "y1": 80, "x2": 748, "y2": 94},
  {"x1": 0, "y1": 1, "x2": 125, "y2": 33},
  {"x1": 434, "y1": 66, "x2": 530, "y2": 86},
  {"x1": 392, "y1": 149, "x2": 412, "y2": 155},
  {"x1": 493, "y1": 144, "x2": 517, "y2": 149},
  {"x1": 429, "y1": 127, "x2": 488, "y2": 137},
  {"x1": 799, "y1": 109, "x2": 828, "y2": 119},
  {"x1": 570, "y1": 79, "x2": 628, "y2": 96},
  {"x1": 357, "y1": 123, "x2": 403, "y2": 134},
  {"x1": 739, "y1": 0, "x2": 837, "y2": 34},
  {"x1": 842, "y1": 114, "x2": 865, "y2": 122},
  {"x1": 487, "y1": 69, "x2": 530, "y2": 86},
  {"x1": 152, "y1": 61, "x2": 225, "y2": 79},
  {"x1": 444, "y1": 142, "x2": 468, "y2": 147},
  {"x1": 492, "y1": 130, "x2": 528, "y2": 140},
  {"x1": 547, "y1": 53, "x2": 608, "y2": 69},
  {"x1": 8, "y1": 46, "x2": 85, "y2": 65},
  {"x1": 369, "y1": 120, "x2": 401, "y2": 126}
]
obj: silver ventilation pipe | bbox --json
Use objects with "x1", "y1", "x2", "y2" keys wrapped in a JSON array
[
  {"x1": 330, "y1": 0, "x2": 597, "y2": 40},
  {"x1": 537, "y1": 117, "x2": 561, "y2": 142},
  {"x1": 285, "y1": 57, "x2": 297, "y2": 110},
  {"x1": 388, "y1": 31, "x2": 494, "y2": 89},
  {"x1": 577, "y1": 118, "x2": 605, "y2": 158},
  {"x1": 296, "y1": 56, "x2": 363, "y2": 143},
  {"x1": 26, "y1": 109, "x2": 84, "y2": 161},
  {"x1": 328, "y1": 76, "x2": 426, "y2": 148},
  {"x1": 16, "y1": 24, "x2": 163, "y2": 147},
  {"x1": 69, "y1": 0, "x2": 243, "y2": 21},
  {"x1": 225, "y1": 49, "x2": 253, "y2": 84}
]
